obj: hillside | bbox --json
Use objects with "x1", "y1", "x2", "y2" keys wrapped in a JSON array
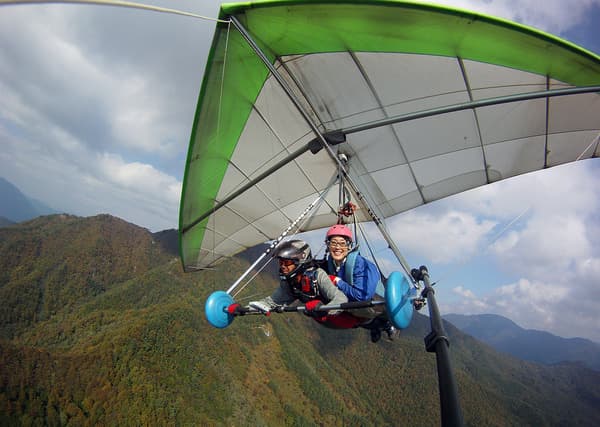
[
  {"x1": 0, "y1": 214, "x2": 175, "y2": 339},
  {"x1": 1, "y1": 215, "x2": 599, "y2": 426},
  {"x1": 445, "y1": 313, "x2": 600, "y2": 371}
]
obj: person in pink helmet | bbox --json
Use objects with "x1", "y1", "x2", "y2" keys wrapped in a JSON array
[
  {"x1": 322, "y1": 224, "x2": 396, "y2": 342},
  {"x1": 324, "y1": 224, "x2": 380, "y2": 301}
]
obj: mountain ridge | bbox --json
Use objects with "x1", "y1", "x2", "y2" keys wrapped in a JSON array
[
  {"x1": 0, "y1": 214, "x2": 175, "y2": 339},
  {"x1": 1, "y1": 214, "x2": 599, "y2": 425},
  {"x1": 0, "y1": 177, "x2": 58, "y2": 223},
  {"x1": 444, "y1": 313, "x2": 600, "y2": 371}
]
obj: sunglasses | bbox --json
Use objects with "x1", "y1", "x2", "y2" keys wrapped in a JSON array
[{"x1": 278, "y1": 259, "x2": 297, "y2": 267}]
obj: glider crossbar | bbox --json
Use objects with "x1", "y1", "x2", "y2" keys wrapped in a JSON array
[
  {"x1": 181, "y1": 132, "x2": 340, "y2": 235},
  {"x1": 182, "y1": 143, "x2": 309, "y2": 234},
  {"x1": 343, "y1": 85, "x2": 600, "y2": 135},
  {"x1": 234, "y1": 299, "x2": 386, "y2": 316},
  {"x1": 230, "y1": 15, "x2": 415, "y2": 282}
]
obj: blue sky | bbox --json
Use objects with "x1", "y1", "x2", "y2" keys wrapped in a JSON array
[{"x1": 0, "y1": 0, "x2": 599, "y2": 341}]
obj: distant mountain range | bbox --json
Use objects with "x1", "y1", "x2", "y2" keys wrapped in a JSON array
[
  {"x1": 1, "y1": 214, "x2": 599, "y2": 425},
  {"x1": 0, "y1": 176, "x2": 59, "y2": 224},
  {"x1": 444, "y1": 313, "x2": 600, "y2": 371},
  {"x1": 0, "y1": 216, "x2": 14, "y2": 227}
]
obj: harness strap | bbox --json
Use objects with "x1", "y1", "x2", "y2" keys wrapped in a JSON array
[
  {"x1": 344, "y1": 250, "x2": 358, "y2": 286},
  {"x1": 290, "y1": 269, "x2": 320, "y2": 299}
]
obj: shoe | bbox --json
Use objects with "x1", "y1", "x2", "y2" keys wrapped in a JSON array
[
  {"x1": 370, "y1": 328, "x2": 382, "y2": 343},
  {"x1": 413, "y1": 299, "x2": 425, "y2": 311},
  {"x1": 384, "y1": 323, "x2": 397, "y2": 341}
]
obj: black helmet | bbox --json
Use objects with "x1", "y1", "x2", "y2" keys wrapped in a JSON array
[{"x1": 276, "y1": 239, "x2": 312, "y2": 280}]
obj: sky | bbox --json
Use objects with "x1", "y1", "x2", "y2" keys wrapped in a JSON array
[{"x1": 0, "y1": 0, "x2": 599, "y2": 342}]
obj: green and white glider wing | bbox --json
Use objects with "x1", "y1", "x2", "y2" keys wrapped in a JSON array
[{"x1": 179, "y1": 0, "x2": 600, "y2": 271}]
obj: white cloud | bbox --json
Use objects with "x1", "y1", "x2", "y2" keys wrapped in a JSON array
[
  {"x1": 427, "y1": 160, "x2": 599, "y2": 341},
  {"x1": 388, "y1": 210, "x2": 496, "y2": 264},
  {"x1": 0, "y1": 1, "x2": 217, "y2": 230},
  {"x1": 97, "y1": 153, "x2": 181, "y2": 206},
  {"x1": 442, "y1": 161, "x2": 598, "y2": 272},
  {"x1": 491, "y1": 214, "x2": 592, "y2": 279},
  {"x1": 444, "y1": 277, "x2": 600, "y2": 341},
  {"x1": 442, "y1": 268, "x2": 600, "y2": 344},
  {"x1": 1, "y1": 2, "x2": 217, "y2": 161},
  {"x1": 453, "y1": 286, "x2": 489, "y2": 309},
  {"x1": 452, "y1": 161, "x2": 599, "y2": 220},
  {"x1": 0, "y1": 120, "x2": 180, "y2": 231},
  {"x1": 453, "y1": 285, "x2": 477, "y2": 300},
  {"x1": 493, "y1": 278, "x2": 569, "y2": 329},
  {"x1": 428, "y1": 0, "x2": 600, "y2": 35}
]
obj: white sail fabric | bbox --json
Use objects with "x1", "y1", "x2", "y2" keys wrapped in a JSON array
[{"x1": 179, "y1": 1, "x2": 600, "y2": 271}]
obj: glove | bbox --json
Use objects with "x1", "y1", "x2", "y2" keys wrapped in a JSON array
[
  {"x1": 328, "y1": 275, "x2": 339, "y2": 285},
  {"x1": 227, "y1": 303, "x2": 242, "y2": 315},
  {"x1": 249, "y1": 300, "x2": 273, "y2": 316},
  {"x1": 304, "y1": 300, "x2": 323, "y2": 313}
]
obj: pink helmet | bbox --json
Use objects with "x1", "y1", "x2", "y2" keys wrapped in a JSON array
[{"x1": 326, "y1": 224, "x2": 353, "y2": 242}]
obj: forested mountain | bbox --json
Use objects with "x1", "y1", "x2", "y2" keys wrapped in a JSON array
[
  {"x1": 1, "y1": 215, "x2": 599, "y2": 426},
  {"x1": 444, "y1": 313, "x2": 600, "y2": 371},
  {"x1": 0, "y1": 214, "x2": 175, "y2": 339}
]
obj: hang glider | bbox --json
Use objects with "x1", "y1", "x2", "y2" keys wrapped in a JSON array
[
  {"x1": 179, "y1": 4, "x2": 598, "y2": 423},
  {"x1": 179, "y1": 0, "x2": 600, "y2": 273}
]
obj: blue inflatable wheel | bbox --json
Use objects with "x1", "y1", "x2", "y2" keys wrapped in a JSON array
[
  {"x1": 385, "y1": 272, "x2": 414, "y2": 329},
  {"x1": 205, "y1": 291, "x2": 235, "y2": 328}
]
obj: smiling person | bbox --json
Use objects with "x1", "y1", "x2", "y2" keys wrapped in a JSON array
[
  {"x1": 322, "y1": 224, "x2": 396, "y2": 342},
  {"x1": 324, "y1": 224, "x2": 380, "y2": 302}
]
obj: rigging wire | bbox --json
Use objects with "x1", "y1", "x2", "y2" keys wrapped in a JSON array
[
  {"x1": 576, "y1": 132, "x2": 600, "y2": 161},
  {"x1": 232, "y1": 179, "x2": 333, "y2": 299},
  {"x1": 0, "y1": 0, "x2": 230, "y2": 23},
  {"x1": 229, "y1": 15, "x2": 416, "y2": 283},
  {"x1": 355, "y1": 222, "x2": 386, "y2": 277},
  {"x1": 226, "y1": 170, "x2": 339, "y2": 296},
  {"x1": 217, "y1": 22, "x2": 232, "y2": 139},
  {"x1": 486, "y1": 206, "x2": 531, "y2": 247},
  {"x1": 232, "y1": 170, "x2": 340, "y2": 299},
  {"x1": 232, "y1": 259, "x2": 273, "y2": 300},
  {"x1": 207, "y1": 20, "x2": 232, "y2": 289}
]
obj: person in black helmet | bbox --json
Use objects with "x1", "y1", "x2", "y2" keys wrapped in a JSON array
[{"x1": 248, "y1": 239, "x2": 348, "y2": 318}]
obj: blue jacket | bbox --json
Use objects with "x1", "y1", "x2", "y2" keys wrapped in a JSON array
[{"x1": 327, "y1": 252, "x2": 381, "y2": 302}]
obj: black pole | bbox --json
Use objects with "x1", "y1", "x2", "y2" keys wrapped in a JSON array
[{"x1": 412, "y1": 266, "x2": 464, "y2": 427}]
